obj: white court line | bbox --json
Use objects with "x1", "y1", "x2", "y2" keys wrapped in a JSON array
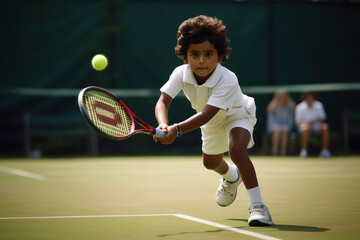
[
  {"x1": 0, "y1": 214, "x2": 281, "y2": 240},
  {"x1": 0, "y1": 214, "x2": 172, "y2": 220},
  {"x1": 174, "y1": 214, "x2": 281, "y2": 240},
  {"x1": 0, "y1": 166, "x2": 46, "y2": 180}
]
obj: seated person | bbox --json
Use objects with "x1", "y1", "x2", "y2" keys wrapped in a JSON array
[
  {"x1": 295, "y1": 92, "x2": 331, "y2": 158},
  {"x1": 267, "y1": 90, "x2": 295, "y2": 155}
]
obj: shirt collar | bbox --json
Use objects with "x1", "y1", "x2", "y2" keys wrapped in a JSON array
[{"x1": 183, "y1": 63, "x2": 222, "y2": 87}]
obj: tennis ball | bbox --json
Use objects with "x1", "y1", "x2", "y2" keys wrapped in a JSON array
[{"x1": 91, "y1": 54, "x2": 108, "y2": 71}]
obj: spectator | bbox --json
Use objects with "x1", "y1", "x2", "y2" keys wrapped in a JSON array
[
  {"x1": 267, "y1": 90, "x2": 296, "y2": 155},
  {"x1": 295, "y1": 92, "x2": 331, "y2": 158}
]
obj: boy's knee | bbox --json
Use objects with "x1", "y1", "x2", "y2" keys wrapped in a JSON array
[
  {"x1": 203, "y1": 154, "x2": 223, "y2": 170},
  {"x1": 229, "y1": 142, "x2": 248, "y2": 160}
]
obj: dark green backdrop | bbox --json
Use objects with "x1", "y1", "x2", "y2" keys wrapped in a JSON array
[{"x1": 1, "y1": 0, "x2": 359, "y2": 156}]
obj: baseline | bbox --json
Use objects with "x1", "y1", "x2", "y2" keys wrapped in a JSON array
[
  {"x1": 0, "y1": 213, "x2": 281, "y2": 240},
  {"x1": 0, "y1": 166, "x2": 46, "y2": 180}
]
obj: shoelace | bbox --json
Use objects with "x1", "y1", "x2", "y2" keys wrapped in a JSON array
[
  {"x1": 249, "y1": 204, "x2": 265, "y2": 214},
  {"x1": 218, "y1": 179, "x2": 235, "y2": 195}
]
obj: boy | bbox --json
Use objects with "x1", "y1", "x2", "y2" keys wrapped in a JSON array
[{"x1": 154, "y1": 15, "x2": 273, "y2": 226}]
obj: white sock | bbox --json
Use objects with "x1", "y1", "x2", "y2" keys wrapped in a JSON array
[
  {"x1": 222, "y1": 161, "x2": 239, "y2": 183},
  {"x1": 247, "y1": 186, "x2": 264, "y2": 206}
]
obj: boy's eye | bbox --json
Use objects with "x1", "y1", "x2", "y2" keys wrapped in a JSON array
[
  {"x1": 205, "y1": 52, "x2": 213, "y2": 57},
  {"x1": 191, "y1": 52, "x2": 199, "y2": 57}
]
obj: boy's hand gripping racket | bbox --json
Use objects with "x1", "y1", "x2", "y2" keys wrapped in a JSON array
[{"x1": 78, "y1": 86, "x2": 166, "y2": 140}]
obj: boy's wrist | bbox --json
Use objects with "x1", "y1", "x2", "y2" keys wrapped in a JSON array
[{"x1": 174, "y1": 123, "x2": 183, "y2": 137}]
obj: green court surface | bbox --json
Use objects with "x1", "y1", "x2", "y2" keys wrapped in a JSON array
[{"x1": 0, "y1": 156, "x2": 359, "y2": 240}]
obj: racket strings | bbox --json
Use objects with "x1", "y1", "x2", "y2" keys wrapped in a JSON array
[{"x1": 83, "y1": 90, "x2": 132, "y2": 137}]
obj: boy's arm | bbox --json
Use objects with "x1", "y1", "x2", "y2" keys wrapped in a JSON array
[
  {"x1": 155, "y1": 92, "x2": 172, "y2": 129},
  {"x1": 178, "y1": 104, "x2": 220, "y2": 134},
  {"x1": 155, "y1": 92, "x2": 220, "y2": 145},
  {"x1": 159, "y1": 104, "x2": 220, "y2": 145},
  {"x1": 154, "y1": 92, "x2": 172, "y2": 143}
]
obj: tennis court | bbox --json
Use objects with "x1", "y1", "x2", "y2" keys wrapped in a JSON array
[
  {"x1": 1, "y1": 156, "x2": 359, "y2": 240},
  {"x1": 2, "y1": 2, "x2": 360, "y2": 239}
]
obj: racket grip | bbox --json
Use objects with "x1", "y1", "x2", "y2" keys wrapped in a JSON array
[{"x1": 153, "y1": 128, "x2": 166, "y2": 138}]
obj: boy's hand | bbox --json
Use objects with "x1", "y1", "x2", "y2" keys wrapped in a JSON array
[
  {"x1": 154, "y1": 124, "x2": 176, "y2": 145},
  {"x1": 160, "y1": 125, "x2": 177, "y2": 145},
  {"x1": 153, "y1": 123, "x2": 168, "y2": 143}
]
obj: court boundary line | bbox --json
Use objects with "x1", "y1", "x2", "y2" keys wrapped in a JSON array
[
  {"x1": 0, "y1": 213, "x2": 281, "y2": 240},
  {"x1": 0, "y1": 166, "x2": 46, "y2": 180}
]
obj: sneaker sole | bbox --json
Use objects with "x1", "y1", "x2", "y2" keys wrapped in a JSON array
[{"x1": 248, "y1": 219, "x2": 274, "y2": 226}]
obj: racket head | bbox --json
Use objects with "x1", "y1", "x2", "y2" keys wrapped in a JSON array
[{"x1": 78, "y1": 86, "x2": 135, "y2": 140}]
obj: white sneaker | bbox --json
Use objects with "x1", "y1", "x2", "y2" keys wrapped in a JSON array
[
  {"x1": 300, "y1": 149, "x2": 308, "y2": 158},
  {"x1": 320, "y1": 149, "x2": 331, "y2": 158},
  {"x1": 248, "y1": 203, "x2": 274, "y2": 226},
  {"x1": 216, "y1": 169, "x2": 242, "y2": 207}
]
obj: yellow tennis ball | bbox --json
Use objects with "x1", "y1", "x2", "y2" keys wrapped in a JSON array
[{"x1": 91, "y1": 54, "x2": 108, "y2": 71}]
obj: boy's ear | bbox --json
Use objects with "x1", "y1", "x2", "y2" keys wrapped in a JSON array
[
  {"x1": 218, "y1": 55, "x2": 225, "y2": 63},
  {"x1": 183, "y1": 58, "x2": 188, "y2": 64}
]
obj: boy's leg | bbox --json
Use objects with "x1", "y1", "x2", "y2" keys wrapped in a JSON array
[
  {"x1": 202, "y1": 153, "x2": 226, "y2": 174},
  {"x1": 203, "y1": 153, "x2": 242, "y2": 206},
  {"x1": 228, "y1": 127, "x2": 258, "y2": 190},
  {"x1": 203, "y1": 153, "x2": 239, "y2": 182},
  {"x1": 229, "y1": 127, "x2": 273, "y2": 226}
]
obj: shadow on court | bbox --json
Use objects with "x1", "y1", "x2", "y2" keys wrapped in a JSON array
[
  {"x1": 157, "y1": 219, "x2": 329, "y2": 238},
  {"x1": 227, "y1": 219, "x2": 329, "y2": 232},
  {"x1": 157, "y1": 229, "x2": 225, "y2": 238}
]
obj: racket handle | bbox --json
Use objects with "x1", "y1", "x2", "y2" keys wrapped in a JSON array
[{"x1": 153, "y1": 128, "x2": 166, "y2": 138}]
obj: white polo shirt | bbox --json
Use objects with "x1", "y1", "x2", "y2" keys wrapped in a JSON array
[
  {"x1": 160, "y1": 63, "x2": 256, "y2": 129},
  {"x1": 295, "y1": 100, "x2": 326, "y2": 124}
]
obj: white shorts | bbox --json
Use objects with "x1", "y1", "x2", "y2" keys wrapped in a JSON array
[{"x1": 201, "y1": 118, "x2": 256, "y2": 155}]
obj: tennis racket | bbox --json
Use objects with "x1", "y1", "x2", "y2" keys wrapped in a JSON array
[{"x1": 78, "y1": 86, "x2": 166, "y2": 140}]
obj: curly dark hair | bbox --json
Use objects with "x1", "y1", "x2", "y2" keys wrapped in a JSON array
[{"x1": 175, "y1": 15, "x2": 232, "y2": 63}]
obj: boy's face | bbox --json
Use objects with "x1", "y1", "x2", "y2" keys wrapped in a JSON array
[{"x1": 184, "y1": 40, "x2": 222, "y2": 84}]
